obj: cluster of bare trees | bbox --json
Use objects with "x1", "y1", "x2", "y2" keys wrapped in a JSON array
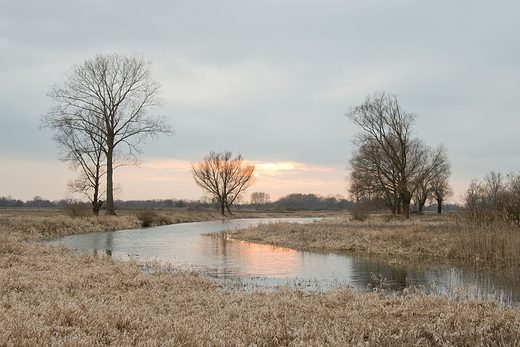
[
  {"x1": 191, "y1": 151, "x2": 256, "y2": 215},
  {"x1": 465, "y1": 171, "x2": 520, "y2": 224},
  {"x1": 41, "y1": 53, "x2": 172, "y2": 215},
  {"x1": 250, "y1": 192, "x2": 271, "y2": 205},
  {"x1": 273, "y1": 193, "x2": 350, "y2": 210},
  {"x1": 346, "y1": 92, "x2": 452, "y2": 218}
]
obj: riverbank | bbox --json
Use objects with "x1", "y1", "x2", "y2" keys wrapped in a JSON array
[
  {"x1": 227, "y1": 213, "x2": 520, "y2": 269},
  {"x1": 0, "y1": 208, "x2": 339, "y2": 239},
  {"x1": 1, "y1": 224, "x2": 519, "y2": 345}
]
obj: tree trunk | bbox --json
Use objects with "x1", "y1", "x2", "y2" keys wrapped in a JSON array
[
  {"x1": 225, "y1": 202, "x2": 233, "y2": 215},
  {"x1": 418, "y1": 197, "x2": 427, "y2": 214},
  {"x1": 92, "y1": 168, "x2": 101, "y2": 216},
  {"x1": 105, "y1": 139, "x2": 116, "y2": 215},
  {"x1": 219, "y1": 198, "x2": 226, "y2": 216},
  {"x1": 402, "y1": 191, "x2": 411, "y2": 219},
  {"x1": 437, "y1": 197, "x2": 443, "y2": 214},
  {"x1": 93, "y1": 200, "x2": 103, "y2": 216}
]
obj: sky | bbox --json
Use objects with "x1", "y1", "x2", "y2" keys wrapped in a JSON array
[{"x1": 1, "y1": 1, "x2": 519, "y2": 204}]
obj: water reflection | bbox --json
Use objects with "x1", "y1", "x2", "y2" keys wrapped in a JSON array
[{"x1": 49, "y1": 218, "x2": 519, "y2": 307}]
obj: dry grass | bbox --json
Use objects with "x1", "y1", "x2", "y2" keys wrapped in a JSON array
[
  {"x1": 1, "y1": 210, "x2": 520, "y2": 345},
  {"x1": 0, "y1": 214, "x2": 141, "y2": 240},
  {"x1": 0, "y1": 207, "x2": 340, "y2": 238},
  {"x1": 1, "y1": 225, "x2": 519, "y2": 346},
  {"x1": 228, "y1": 213, "x2": 520, "y2": 268}
]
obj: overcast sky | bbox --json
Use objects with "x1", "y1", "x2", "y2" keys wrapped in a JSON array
[{"x1": 1, "y1": 1, "x2": 519, "y2": 203}]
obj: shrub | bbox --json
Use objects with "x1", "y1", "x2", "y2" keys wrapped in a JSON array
[
  {"x1": 136, "y1": 210, "x2": 173, "y2": 227},
  {"x1": 136, "y1": 210, "x2": 158, "y2": 227},
  {"x1": 464, "y1": 172, "x2": 520, "y2": 225},
  {"x1": 350, "y1": 202, "x2": 370, "y2": 221},
  {"x1": 63, "y1": 203, "x2": 91, "y2": 217}
]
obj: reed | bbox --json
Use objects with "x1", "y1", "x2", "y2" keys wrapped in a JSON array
[
  {"x1": 228, "y1": 213, "x2": 520, "y2": 268},
  {"x1": 449, "y1": 220, "x2": 520, "y2": 267}
]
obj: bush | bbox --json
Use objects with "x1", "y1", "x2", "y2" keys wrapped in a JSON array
[
  {"x1": 136, "y1": 210, "x2": 173, "y2": 227},
  {"x1": 350, "y1": 202, "x2": 370, "y2": 221},
  {"x1": 63, "y1": 203, "x2": 91, "y2": 217},
  {"x1": 136, "y1": 210, "x2": 158, "y2": 227}
]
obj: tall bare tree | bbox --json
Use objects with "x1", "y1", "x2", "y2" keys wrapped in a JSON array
[
  {"x1": 346, "y1": 92, "x2": 450, "y2": 218},
  {"x1": 42, "y1": 53, "x2": 172, "y2": 215},
  {"x1": 192, "y1": 151, "x2": 256, "y2": 215}
]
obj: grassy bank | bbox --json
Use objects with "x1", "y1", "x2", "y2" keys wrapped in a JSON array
[
  {"x1": 1, "y1": 226, "x2": 519, "y2": 346},
  {"x1": 0, "y1": 208, "x2": 339, "y2": 239},
  {"x1": 227, "y1": 213, "x2": 520, "y2": 268}
]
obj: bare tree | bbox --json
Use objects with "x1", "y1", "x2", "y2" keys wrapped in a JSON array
[
  {"x1": 464, "y1": 171, "x2": 519, "y2": 223},
  {"x1": 250, "y1": 192, "x2": 271, "y2": 205},
  {"x1": 42, "y1": 53, "x2": 172, "y2": 215},
  {"x1": 348, "y1": 140, "x2": 401, "y2": 214},
  {"x1": 429, "y1": 171, "x2": 453, "y2": 214},
  {"x1": 191, "y1": 151, "x2": 256, "y2": 215},
  {"x1": 346, "y1": 92, "x2": 450, "y2": 218},
  {"x1": 414, "y1": 145, "x2": 451, "y2": 213}
]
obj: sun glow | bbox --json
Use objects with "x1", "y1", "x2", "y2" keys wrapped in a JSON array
[{"x1": 252, "y1": 162, "x2": 334, "y2": 177}]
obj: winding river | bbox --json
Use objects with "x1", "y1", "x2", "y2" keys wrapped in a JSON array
[{"x1": 49, "y1": 218, "x2": 520, "y2": 307}]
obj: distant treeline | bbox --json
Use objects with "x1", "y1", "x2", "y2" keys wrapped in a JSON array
[
  {"x1": 0, "y1": 193, "x2": 461, "y2": 212},
  {"x1": 0, "y1": 193, "x2": 352, "y2": 211},
  {"x1": 0, "y1": 196, "x2": 58, "y2": 208},
  {"x1": 116, "y1": 193, "x2": 354, "y2": 211}
]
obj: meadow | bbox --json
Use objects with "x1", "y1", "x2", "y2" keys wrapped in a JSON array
[{"x1": 1, "y1": 209, "x2": 519, "y2": 345}]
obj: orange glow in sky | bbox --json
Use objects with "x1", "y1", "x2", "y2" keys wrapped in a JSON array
[{"x1": 112, "y1": 158, "x2": 346, "y2": 202}]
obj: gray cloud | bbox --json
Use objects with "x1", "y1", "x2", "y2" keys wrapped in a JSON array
[{"x1": 1, "y1": 0, "x2": 519, "y2": 200}]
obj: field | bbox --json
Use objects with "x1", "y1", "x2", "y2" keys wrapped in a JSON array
[{"x1": 1, "y1": 209, "x2": 519, "y2": 345}]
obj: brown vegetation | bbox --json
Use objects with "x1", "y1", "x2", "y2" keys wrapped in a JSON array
[
  {"x1": 1, "y1": 210, "x2": 520, "y2": 345},
  {"x1": 0, "y1": 209, "x2": 337, "y2": 239},
  {"x1": 228, "y1": 213, "x2": 520, "y2": 268}
]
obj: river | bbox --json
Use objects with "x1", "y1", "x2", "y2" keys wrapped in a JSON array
[{"x1": 49, "y1": 218, "x2": 520, "y2": 306}]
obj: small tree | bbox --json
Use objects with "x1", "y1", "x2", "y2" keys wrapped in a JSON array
[
  {"x1": 429, "y1": 170, "x2": 453, "y2": 214},
  {"x1": 250, "y1": 192, "x2": 271, "y2": 205},
  {"x1": 191, "y1": 151, "x2": 256, "y2": 215}
]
